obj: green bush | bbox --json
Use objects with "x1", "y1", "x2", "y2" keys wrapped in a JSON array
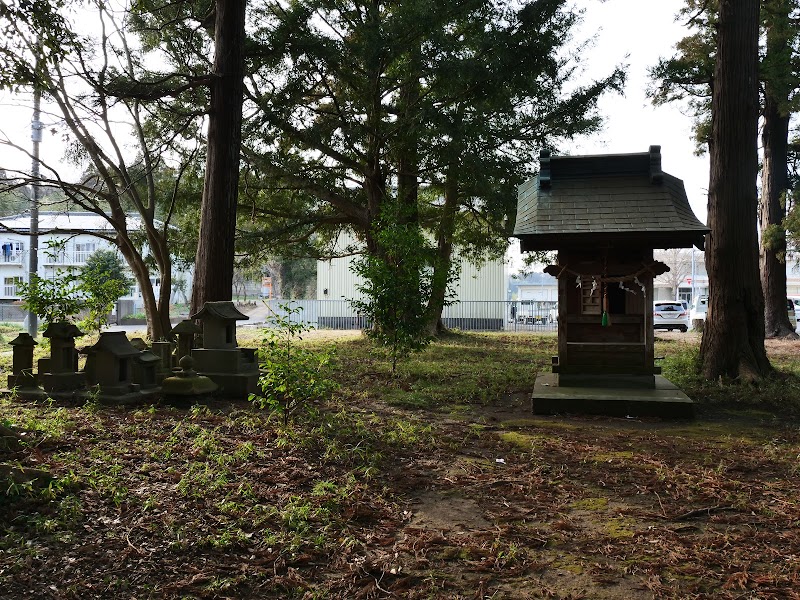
[
  {"x1": 250, "y1": 304, "x2": 337, "y2": 424},
  {"x1": 350, "y1": 202, "x2": 434, "y2": 373}
]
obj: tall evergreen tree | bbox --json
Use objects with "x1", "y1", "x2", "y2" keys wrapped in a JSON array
[
  {"x1": 190, "y1": 0, "x2": 247, "y2": 314},
  {"x1": 700, "y1": 0, "x2": 772, "y2": 380},
  {"x1": 243, "y1": 0, "x2": 622, "y2": 332},
  {"x1": 650, "y1": 0, "x2": 800, "y2": 338},
  {"x1": 759, "y1": 0, "x2": 798, "y2": 337}
]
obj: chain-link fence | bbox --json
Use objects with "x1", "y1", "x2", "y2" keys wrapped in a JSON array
[
  {"x1": 253, "y1": 299, "x2": 556, "y2": 332},
  {"x1": 0, "y1": 299, "x2": 559, "y2": 333},
  {"x1": 0, "y1": 303, "x2": 28, "y2": 322}
]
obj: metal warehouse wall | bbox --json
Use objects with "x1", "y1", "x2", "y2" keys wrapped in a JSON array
[{"x1": 316, "y1": 231, "x2": 506, "y2": 320}]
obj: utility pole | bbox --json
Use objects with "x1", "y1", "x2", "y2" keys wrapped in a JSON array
[{"x1": 28, "y1": 84, "x2": 42, "y2": 337}]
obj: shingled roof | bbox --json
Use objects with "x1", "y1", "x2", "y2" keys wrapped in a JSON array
[
  {"x1": 513, "y1": 146, "x2": 709, "y2": 251},
  {"x1": 190, "y1": 301, "x2": 250, "y2": 322}
]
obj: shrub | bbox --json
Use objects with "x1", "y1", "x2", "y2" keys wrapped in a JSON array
[{"x1": 250, "y1": 304, "x2": 337, "y2": 424}]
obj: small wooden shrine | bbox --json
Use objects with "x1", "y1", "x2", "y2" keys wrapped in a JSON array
[{"x1": 513, "y1": 146, "x2": 709, "y2": 417}]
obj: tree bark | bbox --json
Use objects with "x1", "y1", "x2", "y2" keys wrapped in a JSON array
[
  {"x1": 760, "y1": 94, "x2": 796, "y2": 338},
  {"x1": 424, "y1": 169, "x2": 458, "y2": 337},
  {"x1": 760, "y1": 0, "x2": 797, "y2": 339},
  {"x1": 396, "y1": 45, "x2": 421, "y2": 227},
  {"x1": 116, "y1": 234, "x2": 172, "y2": 341},
  {"x1": 700, "y1": 0, "x2": 772, "y2": 381},
  {"x1": 191, "y1": 0, "x2": 247, "y2": 314}
]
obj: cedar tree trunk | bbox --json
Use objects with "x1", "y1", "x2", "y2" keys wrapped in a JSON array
[
  {"x1": 191, "y1": 0, "x2": 247, "y2": 314},
  {"x1": 700, "y1": 0, "x2": 772, "y2": 380},
  {"x1": 759, "y1": 0, "x2": 797, "y2": 339},
  {"x1": 760, "y1": 94, "x2": 796, "y2": 338},
  {"x1": 424, "y1": 169, "x2": 458, "y2": 337}
]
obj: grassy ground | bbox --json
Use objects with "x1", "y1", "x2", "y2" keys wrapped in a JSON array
[{"x1": 1, "y1": 330, "x2": 799, "y2": 599}]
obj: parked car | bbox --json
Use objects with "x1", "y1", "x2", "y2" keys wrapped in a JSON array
[
  {"x1": 689, "y1": 296, "x2": 796, "y2": 329},
  {"x1": 788, "y1": 297, "x2": 799, "y2": 329},
  {"x1": 653, "y1": 300, "x2": 689, "y2": 332},
  {"x1": 514, "y1": 300, "x2": 552, "y2": 325},
  {"x1": 690, "y1": 295, "x2": 708, "y2": 328}
]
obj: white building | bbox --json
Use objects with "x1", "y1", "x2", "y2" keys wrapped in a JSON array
[
  {"x1": 653, "y1": 251, "x2": 800, "y2": 303},
  {"x1": 316, "y1": 230, "x2": 507, "y2": 329},
  {"x1": 0, "y1": 211, "x2": 190, "y2": 313},
  {"x1": 512, "y1": 272, "x2": 558, "y2": 302}
]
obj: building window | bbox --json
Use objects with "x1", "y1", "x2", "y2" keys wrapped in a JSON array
[
  {"x1": 74, "y1": 242, "x2": 96, "y2": 263},
  {"x1": 1, "y1": 241, "x2": 24, "y2": 263},
  {"x1": 3, "y1": 276, "x2": 21, "y2": 296}
]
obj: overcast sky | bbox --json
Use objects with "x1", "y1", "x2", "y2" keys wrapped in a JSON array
[
  {"x1": 574, "y1": 0, "x2": 708, "y2": 222},
  {"x1": 0, "y1": 0, "x2": 706, "y2": 224}
]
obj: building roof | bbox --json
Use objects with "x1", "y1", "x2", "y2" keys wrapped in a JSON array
[
  {"x1": 190, "y1": 301, "x2": 250, "y2": 322},
  {"x1": 0, "y1": 211, "x2": 146, "y2": 234},
  {"x1": 513, "y1": 146, "x2": 709, "y2": 252},
  {"x1": 511, "y1": 272, "x2": 558, "y2": 287}
]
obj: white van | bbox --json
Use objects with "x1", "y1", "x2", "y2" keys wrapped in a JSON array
[
  {"x1": 787, "y1": 298, "x2": 797, "y2": 329},
  {"x1": 690, "y1": 295, "x2": 708, "y2": 327}
]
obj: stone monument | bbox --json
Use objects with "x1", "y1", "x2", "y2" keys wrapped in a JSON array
[
  {"x1": 161, "y1": 355, "x2": 218, "y2": 405},
  {"x1": 171, "y1": 319, "x2": 202, "y2": 361},
  {"x1": 82, "y1": 331, "x2": 144, "y2": 402},
  {"x1": 190, "y1": 301, "x2": 259, "y2": 398},
  {"x1": 7, "y1": 332, "x2": 38, "y2": 390},
  {"x1": 40, "y1": 322, "x2": 86, "y2": 394}
]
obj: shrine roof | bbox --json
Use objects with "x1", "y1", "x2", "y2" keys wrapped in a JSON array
[
  {"x1": 82, "y1": 331, "x2": 140, "y2": 357},
  {"x1": 190, "y1": 301, "x2": 250, "y2": 322},
  {"x1": 9, "y1": 332, "x2": 37, "y2": 346},
  {"x1": 43, "y1": 322, "x2": 84, "y2": 339},
  {"x1": 513, "y1": 146, "x2": 709, "y2": 252},
  {"x1": 136, "y1": 350, "x2": 161, "y2": 364},
  {"x1": 171, "y1": 319, "x2": 203, "y2": 335}
]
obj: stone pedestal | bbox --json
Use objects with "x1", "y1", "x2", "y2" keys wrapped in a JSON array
[
  {"x1": 191, "y1": 348, "x2": 259, "y2": 397},
  {"x1": 162, "y1": 356, "x2": 218, "y2": 405}
]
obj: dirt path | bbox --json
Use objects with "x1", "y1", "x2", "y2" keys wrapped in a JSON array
[{"x1": 372, "y1": 389, "x2": 800, "y2": 599}]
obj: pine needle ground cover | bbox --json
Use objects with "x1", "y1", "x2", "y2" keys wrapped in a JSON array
[{"x1": 1, "y1": 331, "x2": 799, "y2": 599}]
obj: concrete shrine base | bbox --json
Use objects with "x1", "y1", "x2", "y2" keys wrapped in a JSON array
[{"x1": 532, "y1": 373, "x2": 694, "y2": 419}]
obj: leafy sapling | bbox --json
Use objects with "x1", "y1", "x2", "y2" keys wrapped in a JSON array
[
  {"x1": 250, "y1": 303, "x2": 336, "y2": 424},
  {"x1": 351, "y1": 203, "x2": 434, "y2": 374}
]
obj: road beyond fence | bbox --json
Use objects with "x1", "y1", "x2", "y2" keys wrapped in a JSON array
[
  {"x1": 0, "y1": 300, "x2": 559, "y2": 334},
  {"x1": 241, "y1": 299, "x2": 557, "y2": 333}
]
